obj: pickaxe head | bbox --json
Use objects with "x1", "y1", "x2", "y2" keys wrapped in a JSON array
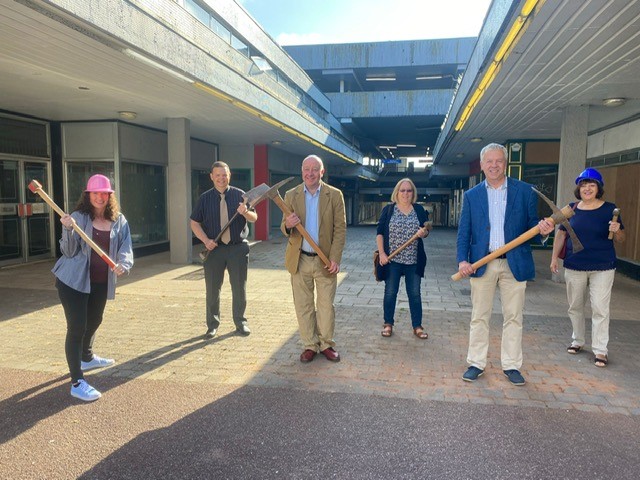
[
  {"x1": 532, "y1": 187, "x2": 584, "y2": 253},
  {"x1": 265, "y1": 177, "x2": 295, "y2": 200},
  {"x1": 241, "y1": 177, "x2": 294, "y2": 208}
]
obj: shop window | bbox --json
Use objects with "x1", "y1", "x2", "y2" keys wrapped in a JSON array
[{"x1": 120, "y1": 163, "x2": 167, "y2": 245}]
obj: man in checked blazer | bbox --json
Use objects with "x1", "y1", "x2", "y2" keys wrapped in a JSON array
[
  {"x1": 281, "y1": 155, "x2": 346, "y2": 363},
  {"x1": 456, "y1": 143, "x2": 554, "y2": 386}
]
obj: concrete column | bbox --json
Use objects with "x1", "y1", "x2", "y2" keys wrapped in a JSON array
[
  {"x1": 552, "y1": 105, "x2": 589, "y2": 282},
  {"x1": 167, "y1": 118, "x2": 192, "y2": 264}
]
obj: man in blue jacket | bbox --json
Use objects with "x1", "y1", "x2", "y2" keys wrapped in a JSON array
[{"x1": 456, "y1": 143, "x2": 554, "y2": 385}]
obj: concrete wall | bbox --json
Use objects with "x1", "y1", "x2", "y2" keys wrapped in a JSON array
[
  {"x1": 587, "y1": 118, "x2": 640, "y2": 158},
  {"x1": 328, "y1": 90, "x2": 453, "y2": 118}
]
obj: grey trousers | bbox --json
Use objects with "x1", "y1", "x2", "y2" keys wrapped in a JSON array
[{"x1": 203, "y1": 241, "x2": 250, "y2": 330}]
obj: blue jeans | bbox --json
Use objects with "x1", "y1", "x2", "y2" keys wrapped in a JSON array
[{"x1": 383, "y1": 262, "x2": 422, "y2": 328}]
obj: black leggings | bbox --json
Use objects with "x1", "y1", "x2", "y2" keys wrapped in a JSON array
[{"x1": 56, "y1": 279, "x2": 108, "y2": 383}]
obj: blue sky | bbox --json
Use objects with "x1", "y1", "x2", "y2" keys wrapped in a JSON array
[{"x1": 239, "y1": 0, "x2": 492, "y2": 45}]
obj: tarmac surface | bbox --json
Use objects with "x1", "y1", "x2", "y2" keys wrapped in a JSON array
[{"x1": 1, "y1": 226, "x2": 640, "y2": 479}]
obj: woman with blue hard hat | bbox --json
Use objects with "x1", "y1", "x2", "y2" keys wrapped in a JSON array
[
  {"x1": 550, "y1": 167, "x2": 625, "y2": 367},
  {"x1": 52, "y1": 174, "x2": 134, "y2": 401}
]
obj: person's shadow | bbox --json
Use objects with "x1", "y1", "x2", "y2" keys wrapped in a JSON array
[{"x1": 0, "y1": 332, "x2": 236, "y2": 445}]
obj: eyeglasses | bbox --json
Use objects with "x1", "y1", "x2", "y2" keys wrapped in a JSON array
[{"x1": 399, "y1": 189, "x2": 413, "y2": 193}]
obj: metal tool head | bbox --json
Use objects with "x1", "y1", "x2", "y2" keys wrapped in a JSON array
[
  {"x1": 265, "y1": 177, "x2": 295, "y2": 199},
  {"x1": 612, "y1": 207, "x2": 620, "y2": 216},
  {"x1": 242, "y1": 183, "x2": 271, "y2": 208},
  {"x1": 531, "y1": 187, "x2": 584, "y2": 253}
]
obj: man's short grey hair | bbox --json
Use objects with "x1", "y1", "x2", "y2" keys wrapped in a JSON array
[
  {"x1": 480, "y1": 143, "x2": 508, "y2": 162},
  {"x1": 302, "y1": 155, "x2": 324, "y2": 170}
]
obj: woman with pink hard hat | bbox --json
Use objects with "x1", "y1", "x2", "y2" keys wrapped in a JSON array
[{"x1": 52, "y1": 174, "x2": 133, "y2": 402}]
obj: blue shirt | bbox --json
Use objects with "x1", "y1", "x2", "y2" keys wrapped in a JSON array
[
  {"x1": 560, "y1": 201, "x2": 623, "y2": 271},
  {"x1": 486, "y1": 180, "x2": 508, "y2": 252},
  {"x1": 301, "y1": 184, "x2": 320, "y2": 253}
]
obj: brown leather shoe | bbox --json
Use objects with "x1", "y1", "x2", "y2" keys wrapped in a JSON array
[
  {"x1": 320, "y1": 347, "x2": 340, "y2": 362},
  {"x1": 300, "y1": 349, "x2": 317, "y2": 363}
]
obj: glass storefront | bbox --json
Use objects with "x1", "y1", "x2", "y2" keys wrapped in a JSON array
[
  {"x1": 120, "y1": 162, "x2": 167, "y2": 245},
  {"x1": 65, "y1": 162, "x2": 114, "y2": 211}
]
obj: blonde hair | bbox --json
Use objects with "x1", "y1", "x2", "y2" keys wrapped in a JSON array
[{"x1": 390, "y1": 178, "x2": 417, "y2": 204}]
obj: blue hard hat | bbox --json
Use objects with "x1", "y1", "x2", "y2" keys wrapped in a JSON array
[{"x1": 575, "y1": 168, "x2": 604, "y2": 186}]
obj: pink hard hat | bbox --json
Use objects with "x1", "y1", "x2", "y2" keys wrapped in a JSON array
[{"x1": 85, "y1": 174, "x2": 114, "y2": 193}]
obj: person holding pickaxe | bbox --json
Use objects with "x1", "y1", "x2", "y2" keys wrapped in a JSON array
[
  {"x1": 190, "y1": 161, "x2": 257, "y2": 339},
  {"x1": 550, "y1": 168, "x2": 625, "y2": 368},
  {"x1": 50, "y1": 174, "x2": 133, "y2": 402},
  {"x1": 457, "y1": 143, "x2": 554, "y2": 386},
  {"x1": 281, "y1": 155, "x2": 346, "y2": 363}
]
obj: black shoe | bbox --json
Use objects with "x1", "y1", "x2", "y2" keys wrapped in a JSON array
[
  {"x1": 236, "y1": 324, "x2": 251, "y2": 336},
  {"x1": 205, "y1": 328, "x2": 217, "y2": 339}
]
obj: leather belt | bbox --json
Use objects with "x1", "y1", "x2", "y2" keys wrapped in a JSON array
[
  {"x1": 300, "y1": 250, "x2": 318, "y2": 257},
  {"x1": 491, "y1": 253, "x2": 507, "y2": 259}
]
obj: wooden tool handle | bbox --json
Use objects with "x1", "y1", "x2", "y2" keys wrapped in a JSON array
[
  {"x1": 28, "y1": 180, "x2": 117, "y2": 270},
  {"x1": 387, "y1": 222, "x2": 431, "y2": 261},
  {"x1": 272, "y1": 194, "x2": 332, "y2": 269},
  {"x1": 608, "y1": 209, "x2": 620, "y2": 240}
]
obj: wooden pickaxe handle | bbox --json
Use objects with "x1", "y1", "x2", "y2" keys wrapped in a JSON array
[
  {"x1": 608, "y1": 208, "x2": 620, "y2": 240},
  {"x1": 28, "y1": 180, "x2": 117, "y2": 270},
  {"x1": 387, "y1": 222, "x2": 432, "y2": 262},
  {"x1": 271, "y1": 193, "x2": 332, "y2": 269},
  {"x1": 451, "y1": 204, "x2": 574, "y2": 281}
]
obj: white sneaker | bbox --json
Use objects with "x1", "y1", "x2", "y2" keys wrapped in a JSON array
[
  {"x1": 81, "y1": 355, "x2": 115, "y2": 371},
  {"x1": 70, "y1": 379, "x2": 102, "y2": 402}
]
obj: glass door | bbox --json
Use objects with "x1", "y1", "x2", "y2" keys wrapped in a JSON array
[{"x1": 0, "y1": 159, "x2": 53, "y2": 266}]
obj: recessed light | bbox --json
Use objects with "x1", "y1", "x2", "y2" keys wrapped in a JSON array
[
  {"x1": 602, "y1": 97, "x2": 626, "y2": 107},
  {"x1": 470, "y1": 137, "x2": 483, "y2": 143},
  {"x1": 456, "y1": 153, "x2": 465, "y2": 158},
  {"x1": 271, "y1": 140, "x2": 282, "y2": 145},
  {"x1": 118, "y1": 111, "x2": 137, "y2": 120}
]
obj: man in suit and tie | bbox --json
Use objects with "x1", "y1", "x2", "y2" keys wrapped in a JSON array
[
  {"x1": 456, "y1": 143, "x2": 554, "y2": 385},
  {"x1": 281, "y1": 155, "x2": 346, "y2": 363}
]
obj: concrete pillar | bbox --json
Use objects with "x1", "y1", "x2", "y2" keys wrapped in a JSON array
[
  {"x1": 167, "y1": 118, "x2": 192, "y2": 264},
  {"x1": 552, "y1": 105, "x2": 589, "y2": 282}
]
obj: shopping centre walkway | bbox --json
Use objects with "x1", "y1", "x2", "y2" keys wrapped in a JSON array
[{"x1": 1, "y1": 226, "x2": 639, "y2": 479}]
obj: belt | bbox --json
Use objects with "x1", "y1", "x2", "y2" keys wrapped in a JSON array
[
  {"x1": 491, "y1": 253, "x2": 507, "y2": 259},
  {"x1": 300, "y1": 250, "x2": 318, "y2": 257}
]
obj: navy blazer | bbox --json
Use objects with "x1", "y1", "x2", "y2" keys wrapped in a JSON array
[{"x1": 456, "y1": 178, "x2": 541, "y2": 282}]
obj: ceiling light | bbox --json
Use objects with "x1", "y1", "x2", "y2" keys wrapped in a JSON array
[
  {"x1": 456, "y1": 153, "x2": 465, "y2": 158},
  {"x1": 366, "y1": 76, "x2": 396, "y2": 81},
  {"x1": 118, "y1": 111, "x2": 137, "y2": 120},
  {"x1": 397, "y1": 144, "x2": 416, "y2": 148},
  {"x1": 416, "y1": 75, "x2": 444, "y2": 80},
  {"x1": 470, "y1": 137, "x2": 483, "y2": 143},
  {"x1": 124, "y1": 49, "x2": 194, "y2": 84},
  {"x1": 271, "y1": 140, "x2": 282, "y2": 145},
  {"x1": 378, "y1": 145, "x2": 397, "y2": 149},
  {"x1": 602, "y1": 97, "x2": 626, "y2": 107}
]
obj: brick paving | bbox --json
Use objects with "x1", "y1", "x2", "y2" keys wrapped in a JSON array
[{"x1": 1, "y1": 226, "x2": 640, "y2": 415}]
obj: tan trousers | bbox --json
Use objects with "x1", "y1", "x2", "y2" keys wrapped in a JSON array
[
  {"x1": 564, "y1": 268, "x2": 615, "y2": 356},
  {"x1": 291, "y1": 254, "x2": 337, "y2": 352},
  {"x1": 468, "y1": 259, "x2": 527, "y2": 371}
]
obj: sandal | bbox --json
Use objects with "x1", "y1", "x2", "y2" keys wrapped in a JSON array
[
  {"x1": 594, "y1": 355, "x2": 608, "y2": 367},
  {"x1": 413, "y1": 327, "x2": 429, "y2": 340},
  {"x1": 381, "y1": 324, "x2": 393, "y2": 337},
  {"x1": 567, "y1": 345, "x2": 582, "y2": 354}
]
